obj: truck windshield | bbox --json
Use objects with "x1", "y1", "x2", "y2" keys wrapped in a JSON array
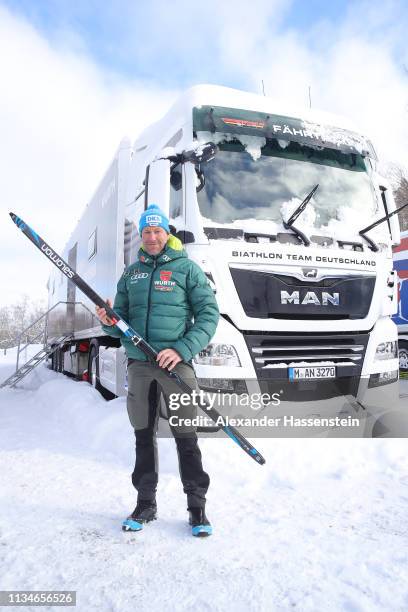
[{"x1": 196, "y1": 139, "x2": 382, "y2": 238}]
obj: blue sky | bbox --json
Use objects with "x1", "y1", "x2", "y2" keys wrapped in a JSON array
[
  {"x1": 3, "y1": 0, "x2": 405, "y2": 90},
  {"x1": 0, "y1": 0, "x2": 407, "y2": 304}
]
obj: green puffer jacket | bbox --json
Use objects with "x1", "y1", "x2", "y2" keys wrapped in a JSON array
[{"x1": 102, "y1": 235, "x2": 219, "y2": 362}]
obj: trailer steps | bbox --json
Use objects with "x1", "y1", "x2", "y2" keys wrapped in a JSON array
[
  {"x1": 0, "y1": 300, "x2": 98, "y2": 390},
  {"x1": 0, "y1": 335, "x2": 72, "y2": 388}
]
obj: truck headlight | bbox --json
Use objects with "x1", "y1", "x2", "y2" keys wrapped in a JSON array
[
  {"x1": 375, "y1": 341, "x2": 398, "y2": 360},
  {"x1": 194, "y1": 344, "x2": 241, "y2": 367}
]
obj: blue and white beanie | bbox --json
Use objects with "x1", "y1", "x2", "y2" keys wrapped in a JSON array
[{"x1": 139, "y1": 204, "x2": 170, "y2": 234}]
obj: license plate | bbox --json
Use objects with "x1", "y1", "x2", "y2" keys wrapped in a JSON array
[{"x1": 289, "y1": 366, "x2": 336, "y2": 380}]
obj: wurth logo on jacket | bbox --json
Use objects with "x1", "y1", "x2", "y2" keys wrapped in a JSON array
[
  {"x1": 160, "y1": 270, "x2": 172, "y2": 282},
  {"x1": 155, "y1": 270, "x2": 176, "y2": 291}
]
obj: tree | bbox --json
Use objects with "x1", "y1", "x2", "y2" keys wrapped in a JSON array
[
  {"x1": 0, "y1": 295, "x2": 47, "y2": 350},
  {"x1": 388, "y1": 164, "x2": 408, "y2": 232},
  {"x1": 394, "y1": 175, "x2": 408, "y2": 232}
]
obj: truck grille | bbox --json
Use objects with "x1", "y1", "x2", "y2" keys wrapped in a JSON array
[
  {"x1": 244, "y1": 331, "x2": 369, "y2": 374},
  {"x1": 243, "y1": 331, "x2": 370, "y2": 400},
  {"x1": 230, "y1": 268, "x2": 375, "y2": 320}
]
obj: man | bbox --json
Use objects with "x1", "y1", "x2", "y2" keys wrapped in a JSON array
[{"x1": 95, "y1": 204, "x2": 219, "y2": 537}]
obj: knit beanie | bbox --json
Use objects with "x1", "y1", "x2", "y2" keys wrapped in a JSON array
[{"x1": 139, "y1": 204, "x2": 170, "y2": 234}]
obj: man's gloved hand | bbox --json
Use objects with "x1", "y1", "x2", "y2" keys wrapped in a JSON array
[{"x1": 156, "y1": 348, "x2": 182, "y2": 371}]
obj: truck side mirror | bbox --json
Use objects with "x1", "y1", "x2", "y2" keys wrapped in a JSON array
[
  {"x1": 183, "y1": 142, "x2": 218, "y2": 165},
  {"x1": 175, "y1": 230, "x2": 195, "y2": 244},
  {"x1": 144, "y1": 156, "x2": 171, "y2": 217},
  {"x1": 378, "y1": 177, "x2": 400, "y2": 246}
]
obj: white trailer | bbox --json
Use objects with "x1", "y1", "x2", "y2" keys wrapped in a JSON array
[{"x1": 47, "y1": 84, "x2": 403, "y2": 434}]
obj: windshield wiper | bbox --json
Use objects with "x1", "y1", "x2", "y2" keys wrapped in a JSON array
[
  {"x1": 282, "y1": 184, "x2": 319, "y2": 246},
  {"x1": 359, "y1": 199, "x2": 408, "y2": 252},
  {"x1": 285, "y1": 184, "x2": 319, "y2": 226},
  {"x1": 358, "y1": 229, "x2": 379, "y2": 252}
]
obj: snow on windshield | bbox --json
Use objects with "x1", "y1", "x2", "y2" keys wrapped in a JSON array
[
  {"x1": 280, "y1": 197, "x2": 318, "y2": 228},
  {"x1": 300, "y1": 120, "x2": 370, "y2": 156},
  {"x1": 198, "y1": 131, "x2": 268, "y2": 161},
  {"x1": 201, "y1": 214, "x2": 281, "y2": 236},
  {"x1": 195, "y1": 132, "x2": 388, "y2": 245},
  {"x1": 279, "y1": 196, "x2": 387, "y2": 243}
]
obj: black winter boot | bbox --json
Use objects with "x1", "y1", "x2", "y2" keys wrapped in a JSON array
[
  {"x1": 188, "y1": 507, "x2": 213, "y2": 537},
  {"x1": 122, "y1": 499, "x2": 157, "y2": 532}
]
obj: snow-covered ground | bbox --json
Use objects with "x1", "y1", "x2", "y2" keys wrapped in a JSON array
[{"x1": 1, "y1": 352, "x2": 408, "y2": 612}]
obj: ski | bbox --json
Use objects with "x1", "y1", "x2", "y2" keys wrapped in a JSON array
[{"x1": 9, "y1": 212, "x2": 266, "y2": 465}]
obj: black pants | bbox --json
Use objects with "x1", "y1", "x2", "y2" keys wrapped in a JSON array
[{"x1": 128, "y1": 361, "x2": 210, "y2": 509}]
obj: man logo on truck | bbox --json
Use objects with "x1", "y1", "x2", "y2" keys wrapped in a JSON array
[
  {"x1": 302, "y1": 268, "x2": 318, "y2": 278},
  {"x1": 281, "y1": 290, "x2": 340, "y2": 306}
]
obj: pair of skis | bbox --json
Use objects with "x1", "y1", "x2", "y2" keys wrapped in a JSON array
[{"x1": 9, "y1": 213, "x2": 265, "y2": 466}]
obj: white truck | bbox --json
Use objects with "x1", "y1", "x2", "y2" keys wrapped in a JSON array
[{"x1": 46, "y1": 84, "x2": 403, "y2": 435}]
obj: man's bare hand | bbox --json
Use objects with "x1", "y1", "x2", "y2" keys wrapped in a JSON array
[
  {"x1": 95, "y1": 299, "x2": 114, "y2": 325},
  {"x1": 156, "y1": 348, "x2": 182, "y2": 370}
]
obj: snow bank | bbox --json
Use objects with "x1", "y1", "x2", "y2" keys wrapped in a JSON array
[{"x1": 1, "y1": 362, "x2": 408, "y2": 611}]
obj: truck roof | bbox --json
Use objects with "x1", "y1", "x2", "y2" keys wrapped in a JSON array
[{"x1": 134, "y1": 83, "x2": 367, "y2": 150}]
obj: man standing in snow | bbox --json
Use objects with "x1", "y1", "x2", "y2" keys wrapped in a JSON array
[{"x1": 95, "y1": 204, "x2": 219, "y2": 537}]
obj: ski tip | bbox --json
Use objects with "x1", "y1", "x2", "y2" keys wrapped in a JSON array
[{"x1": 253, "y1": 452, "x2": 266, "y2": 465}]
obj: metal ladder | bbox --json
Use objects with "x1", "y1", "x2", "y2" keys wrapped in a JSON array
[
  {"x1": 0, "y1": 300, "x2": 96, "y2": 389},
  {"x1": 0, "y1": 334, "x2": 71, "y2": 388}
]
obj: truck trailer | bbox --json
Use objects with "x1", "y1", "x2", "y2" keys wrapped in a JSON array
[{"x1": 46, "y1": 84, "x2": 403, "y2": 436}]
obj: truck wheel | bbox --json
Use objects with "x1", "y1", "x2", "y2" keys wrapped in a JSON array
[
  {"x1": 88, "y1": 344, "x2": 115, "y2": 400},
  {"x1": 399, "y1": 341, "x2": 408, "y2": 371},
  {"x1": 56, "y1": 348, "x2": 63, "y2": 373},
  {"x1": 51, "y1": 348, "x2": 56, "y2": 371},
  {"x1": 88, "y1": 344, "x2": 103, "y2": 392}
]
